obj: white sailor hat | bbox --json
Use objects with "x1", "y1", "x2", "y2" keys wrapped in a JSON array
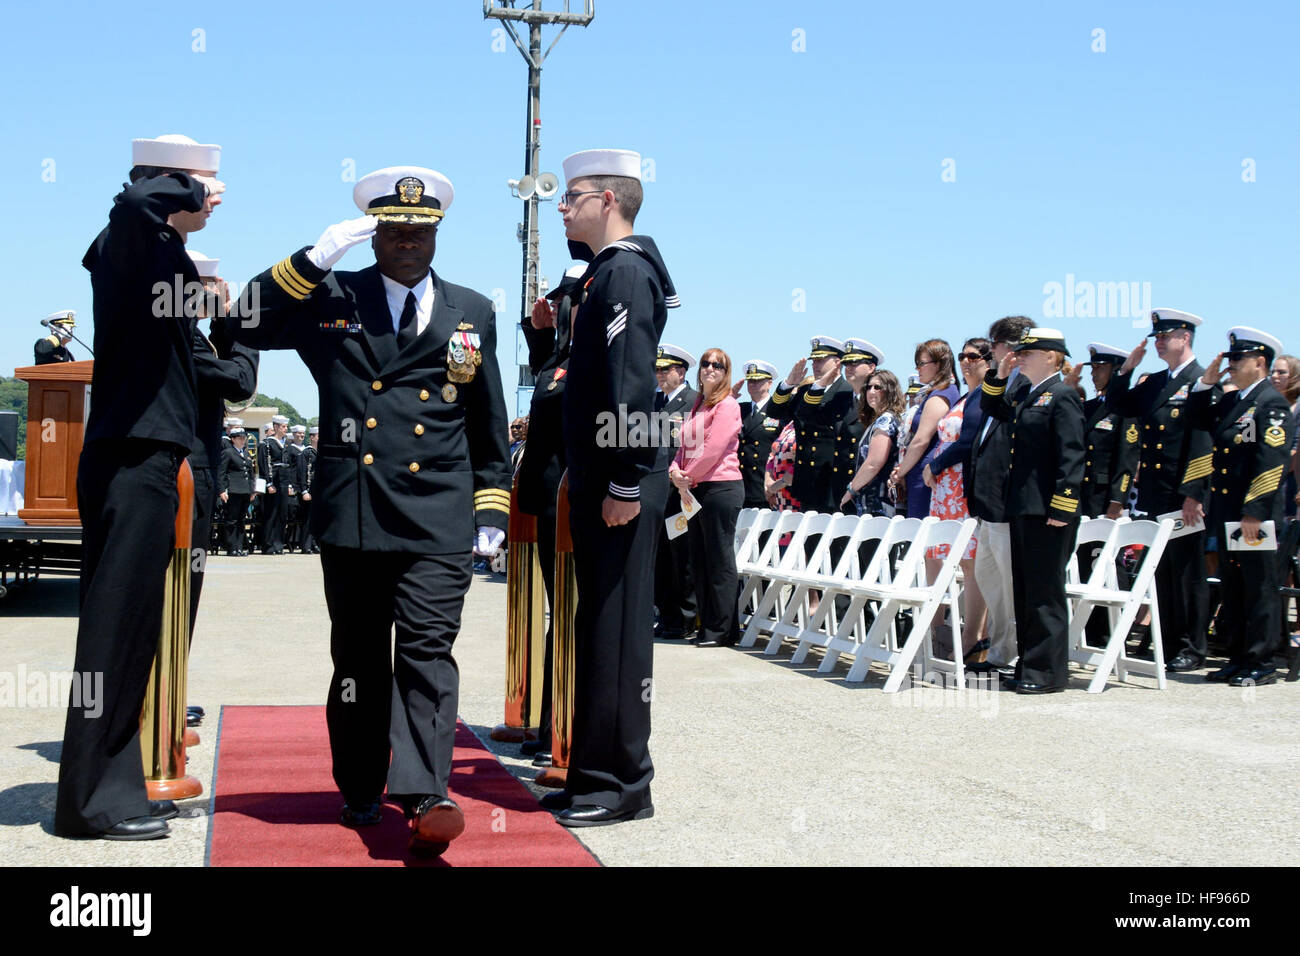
[
  {"x1": 132, "y1": 133, "x2": 221, "y2": 173},
  {"x1": 309, "y1": 426, "x2": 319, "y2": 436},
  {"x1": 842, "y1": 338, "x2": 883, "y2": 364},
  {"x1": 224, "y1": 417, "x2": 244, "y2": 428},
  {"x1": 546, "y1": 263, "x2": 589, "y2": 301},
  {"x1": 263, "y1": 423, "x2": 275, "y2": 433},
  {"x1": 354, "y1": 166, "x2": 453, "y2": 224},
  {"x1": 742, "y1": 360, "x2": 778, "y2": 381},
  {"x1": 1226, "y1": 326, "x2": 1283, "y2": 365},
  {"x1": 562, "y1": 149, "x2": 642, "y2": 183},
  {"x1": 656, "y1": 344, "x2": 696, "y2": 369},
  {"x1": 1014, "y1": 327, "x2": 1070, "y2": 355},
  {"x1": 44, "y1": 309, "x2": 76, "y2": 328},
  {"x1": 271, "y1": 415, "x2": 289, "y2": 425},
  {"x1": 1148, "y1": 308, "x2": 1203, "y2": 336},
  {"x1": 809, "y1": 336, "x2": 846, "y2": 358},
  {"x1": 228, "y1": 427, "x2": 246, "y2": 437},
  {"x1": 188, "y1": 250, "x2": 220, "y2": 278},
  {"x1": 1085, "y1": 342, "x2": 1130, "y2": 365},
  {"x1": 290, "y1": 424, "x2": 306, "y2": 434}
]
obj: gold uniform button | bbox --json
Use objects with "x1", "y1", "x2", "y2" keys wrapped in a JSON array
[
  {"x1": 414, "y1": 424, "x2": 425, "y2": 436},
  {"x1": 409, "y1": 462, "x2": 420, "y2": 473},
  {"x1": 1154, "y1": 463, "x2": 1161, "y2": 469},
  {"x1": 1159, "y1": 424, "x2": 1165, "y2": 431},
  {"x1": 1156, "y1": 443, "x2": 1162, "y2": 449},
  {"x1": 1086, "y1": 460, "x2": 1092, "y2": 466},
  {"x1": 366, "y1": 417, "x2": 377, "y2": 429},
  {"x1": 1221, "y1": 468, "x2": 1228, "y2": 474},
  {"x1": 419, "y1": 389, "x2": 430, "y2": 401},
  {"x1": 363, "y1": 453, "x2": 374, "y2": 465},
  {"x1": 1088, "y1": 444, "x2": 1094, "y2": 451},
  {"x1": 371, "y1": 380, "x2": 382, "y2": 392}
]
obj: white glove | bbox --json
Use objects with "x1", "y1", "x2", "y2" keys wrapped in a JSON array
[
  {"x1": 473, "y1": 527, "x2": 506, "y2": 557},
  {"x1": 305, "y1": 215, "x2": 378, "y2": 270}
]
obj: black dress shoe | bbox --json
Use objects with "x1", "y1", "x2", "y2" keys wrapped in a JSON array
[
  {"x1": 186, "y1": 711, "x2": 201, "y2": 727},
  {"x1": 531, "y1": 752, "x2": 552, "y2": 767},
  {"x1": 654, "y1": 626, "x2": 686, "y2": 640},
  {"x1": 1015, "y1": 681, "x2": 1066, "y2": 695},
  {"x1": 999, "y1": 672, "x2": 1020, "y2": 691},
  {"x1": 99, "y1": 817, "x2": 170, "y2": 841},
  {"x1": 187, "y1": 705, "x2": 205, "y2": 718},
  {"x1": 519, "y1": 739, "x2": 546, "y2": 757},
  {"x1": 339, "y1": 798, "x2": 383, "y2": 827},
  {"x1": 1205, "y1": 663, "x2": 1242, "y2": 683},
  {"x1": 409, "y1": 795, "x2": 465, "y2": 856},
  {"x1": 1166, "y1": 652, "x2": 1204, "y2": 673},
  {"x1": 1228, "y1": 665, "x2": 1278, "y2": 687},
  {"x1": 538, "y1": 790, "x2": 572, "y2": 811},
  {"x1": 149, "y1": 799, "x2": 178, "y2": 821},
  {"x1": 556, "y1": 803, "x2": 654, "y2": 828}
]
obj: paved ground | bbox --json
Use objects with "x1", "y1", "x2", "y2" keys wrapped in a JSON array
[{"x1": 2, "y1": 552, "x2": 1297, "y2": 866}]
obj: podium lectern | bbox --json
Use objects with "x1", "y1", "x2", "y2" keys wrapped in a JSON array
[{"x1": 14, "y1": 360, "x2": 92, "y2": 526}]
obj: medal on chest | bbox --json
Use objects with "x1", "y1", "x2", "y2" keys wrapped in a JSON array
[{"x1": 447, "y1": 329, "x2": 482, "y2": 383}]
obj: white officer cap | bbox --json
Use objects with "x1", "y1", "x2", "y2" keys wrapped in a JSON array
[
  {"x1": 290, "y1": 424, "x2": 306, "y2": 434},
  {"x1": 1085, "y1": 342, "x2": 1130, "y2": 365},
  {"x1": 1226, "y1": 326, "x2": 1283, "y2": 365},
  {"x1": 842, "y1": 338, "x2": 883, "y2": 365},
  {"x1": 271, "y1": 415, "x2": 289, "y2": 425},
  {"x1": 353, "y1": 166, "x2": 452, "y2": 224},
  {"x1": 742, "y1": 360, "x2": 778, "y2": 381},
  {"x1": 809, "y1": 336, "x2": 846, "y2": 358},
  {"x1": 1014, "y1": 327, "x2": 1070, "y2": 355},
  {"x1": 44, "y1": 309, "x2": 76, "y2": 326},
  {"x1": 1148, "y1": 308, "x2": 1203, "y2": 336},
  {"x1": 562, "y1": 149, "x2": 642, "y2": 183},
  {"x1": 188, "y1": 250, "x2": 220, "y2": 278},
  {"x1": 132, "y1": 133, "x2": 221, "y2": 173},
  {"x1": 656, "y1": 344, "x2": 696, "y2": 369}
]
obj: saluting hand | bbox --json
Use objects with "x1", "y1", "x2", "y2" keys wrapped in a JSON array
[
  {"x1": 1121, "y1": 338, "x2": 1147, "y2": 375},
  {"x1": 815, "y1": 359, "x2": 841, "y2": 388},
  {"x1": 785, "y1": 358, "x2": 807, "y2": 387},
  {"x1": 997, "y1": 352, "x2": 1016, "y2": 379},
  {"x1": 307, "y1": 215, "x2": 379, "y2": 271},
  {"x1": 1201, "y1": 352, "x2": 1226, "y2": 387},
  {"x1": 531, "y1": 296, "x2": 556, "y2": 330},
  {"x1": 731, "y1": 380, "x2": 744, "y2": 399}
]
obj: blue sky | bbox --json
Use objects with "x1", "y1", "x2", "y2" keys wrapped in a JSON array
[{"x1": 2, "y1": 0, "x2": 1296, "y2": 417}]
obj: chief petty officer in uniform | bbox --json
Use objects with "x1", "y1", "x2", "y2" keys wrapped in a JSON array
[
  {"x1": 34, "y1": 310, "x2": 78, "y2": 364},
  {"x1": 736, "y1": 360, "x2": 781, "y2": 509},
  {"x1": 1107, "y1": 309, "x2": 1215, "y2": 673},
  {"x1": 652, "y1": 344, "x2": 698, "y2": 640},
  {"x1": 520, "y1": 263, "x2": 587, "y2": 764},
  {"x1": 1187, "y1": 327, "x2": 1293, "y2": 686},
  {"x1": 223, "y1": 165, "x2": 511, "y2": 856},
  {"x1": 538, "y1": 147, "x2": 680, "y2": 827},
  {"x1": 981, "y1": 328, "x2": 1086, "y2": 693},
  {"x1": 258, "y1": 414, "x2": 291, "y2": 554},
  {"x1": 56, "y1": 132, "x2": 224, "y2": 841},
  {"x1": 218, "y1": 427, "x2": 255, "y2": 555}
]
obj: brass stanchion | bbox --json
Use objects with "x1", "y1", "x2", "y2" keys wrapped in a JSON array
[
  {"x1": 141, "y1": 459, "x2": 202, "y2": 800},
  {"x1": 536, "y1": 473, "x2": 575, "y2": 789},
  {"x1": 490, "y1": 475, "x2": 547, "y2": 743}
]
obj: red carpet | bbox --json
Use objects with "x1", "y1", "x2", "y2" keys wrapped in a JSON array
[{"x1": 207, "y1": 706, "x2": 598, "y2": 867}]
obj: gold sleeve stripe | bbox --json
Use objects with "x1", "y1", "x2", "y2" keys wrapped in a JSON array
[
  {"x1": 1181, "y1": 455, "x2": 1213, "y2": 483},
  {"x1": 770, "y1": 389, "x2": 790, "y2": 405},
  {"x1": 475, "y1": 490, "x2": 511, "y2": 501},
  {"x1": 1050, "y1": 496, "x2": 1079, "y2": 513},
  {"x1": 476, "y1": 502, "x2": 511, "y2": 514},
  {"x1": 280, "y1": 257, "x2": 317, "y2": 295},
  {"x1": 803, "y1": 393, "x2": 823, "y2": 405},
  {"x1": 982, "y1": 381, "x2": 1006, "y2": 397},
  {"x1": 271, "y1": 259, "x2": 312, "y2": 300},
  {"x1": 1243, "y1": 466, "x2": 1284, "y2": 503}
]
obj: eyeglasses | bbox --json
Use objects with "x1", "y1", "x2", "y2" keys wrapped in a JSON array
[
  {"x1": 865, "y1": 384, "x2": 885, "y2": 391},
  {"x1": 699, "y1": 360, "x2": 726, "y2": 371},
  {"x1": 559, "y1": 189, "x2": 604, "y2": 206},
  {"x1": 958, "y1": 352, "x2": 987, "y2": 362},
  {"x1": 916, "y1": 359, "x2": 937, "y2": 368}
]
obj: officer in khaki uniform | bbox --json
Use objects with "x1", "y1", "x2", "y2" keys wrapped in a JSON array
[
  {"x1": 1187, "y1": 327, "x2": 1293, "y2": 686},
  {"x1": 222, "y1": 165, "x2": 511, "y2": 857},
  {"x1": 736, "y1": 360, "x2": 781, "y2": 508}
]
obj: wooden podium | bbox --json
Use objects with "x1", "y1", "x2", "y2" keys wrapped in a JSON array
[{"x1": 14, "y1": 360, "x2": 92, "y2": 526}]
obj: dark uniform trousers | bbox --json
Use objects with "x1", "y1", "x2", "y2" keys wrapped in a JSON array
[
  {"x1": 260, "y1": 439, "x2": 286, "y2": 553},
  {"x1": 223, "y1": 493, "x2": 250, "y2": 552},
  {"x1": 55, "y1": 440, "x2": 181, "y2": 835},
  {"x1": 320, "y1": 546, "x2": 472, "y2": 804},
  {"x1": 1154, "y1": 534, "x2": 1210, "y2": 658},
  {"x1": 1010, "y1": 516, "x2": 1077, "y2": 684},
  {"x1": 188, "y1": 460, "x2": 215, "y2": 645},
  {"x1": 1215, "y1": 547, "x2": 1278, "y2": 666},
  {"x1": 653, "y1": 388, "x2": 697, "y2": 634},
  {"x1": 566, "y1": 473, "x2": 666, "y2": 814},
  {"x1": 685, "y1": 480, "x2": 743, "y2": 644}
]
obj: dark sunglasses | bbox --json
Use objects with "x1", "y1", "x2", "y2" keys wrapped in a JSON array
[
  {"x1": 699, "y1": 360, "x2": 727, "y2": 371},
  {"x1": 959, "y1": 352, "x2": 988, "y2": 362},
  {"x1": 865, "y1": 384, "x2": 886, "y2": 391}
]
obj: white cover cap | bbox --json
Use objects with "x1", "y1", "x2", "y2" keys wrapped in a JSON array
[
  {"x1": 656, "y1": 344, "x2": 696, "y2": 369},
  {"x1": 562, "y1": 149, "x2": 642, "y2": 183},
  {"x1": 353, "y1": 166, "x2": 453, "y2": 221},
  {"x1": 132, "y1": 134, "x2": 221, "y2": 172},
  {"x1": 188, "y1": 250, "x2": 220, "y2": 277}
]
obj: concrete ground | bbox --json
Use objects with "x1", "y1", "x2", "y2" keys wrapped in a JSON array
[{"x1": 1, "y1": 551, "x2": 1297, "y2": 866}]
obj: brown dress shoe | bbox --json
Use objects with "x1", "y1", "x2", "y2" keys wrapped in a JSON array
[{"x1": 408, "y1": 795, "x2": 465, "y2": 856}]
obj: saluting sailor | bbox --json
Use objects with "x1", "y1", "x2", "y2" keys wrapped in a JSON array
[
  {"x1": 221, "y1": 164, "x2": 511, "y2": 856},
  {"x1": 1107, "y1": 309, "x2": 1215, "y2": 673},
  {"x1": 1187, "y1": 327, "x2": 1293, "y2": 686},
  {"x1": 1078, "y1": 343, "x2": 1140, "y2": 519},
  {"x1": 736, "y1": 360, "x2": 781, "y2": 509},
  {"x1": 34, "y1": 310, "x2": 78, "y2": 364}
]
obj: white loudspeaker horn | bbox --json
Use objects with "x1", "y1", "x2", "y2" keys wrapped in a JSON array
[
  {"x1": 516, "y1": 174, "x2": 537, "y2": 199},
  {"x1": 535, "y1": 171, "x2": 560, "y2": 199}
]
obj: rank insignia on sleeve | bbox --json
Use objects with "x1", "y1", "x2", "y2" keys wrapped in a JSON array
[
  {"x1": 1126, "y1": 424, "x2": 1139, "y2": 444},
  {"x1": 1265, "y1": 424, "x2": 1286, "y2": 447}
]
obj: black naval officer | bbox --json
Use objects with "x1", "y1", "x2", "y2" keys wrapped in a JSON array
[
  {"x1": 980, "y1": 328, "x2": 1086, "y2": 693},
  {"x1": 223, "y1": 165, "x2": 511, "y2": 856},
  {"x1": 56, "y1": 132, "x2": 224, "y2": 840},
  {"x1": 1187, "y1": 327, "x2": 1293, "y2": 686},
  {"x1": 541, "y1": 147, "x2": 681, "y2": 827},
  {"x1": 34, "y1": 310, "x2": 78, "y2": 364},
  {"x1": 1107, "y1": 309, "x2": 1215, "y2": 672},
  {"x1": 736, "y1": 360, "x2": 781, "y2": 509},
  {"x1": 652, "y1": 344, "x2": 698, "y2": 639}
]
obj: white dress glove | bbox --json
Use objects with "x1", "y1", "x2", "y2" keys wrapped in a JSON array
[
  {"x1": 305, "y1": 215, "x2": 378, "y2": 270},
  {"x1": 474, "y1": 527, "x2": 506, "y2": 556}
]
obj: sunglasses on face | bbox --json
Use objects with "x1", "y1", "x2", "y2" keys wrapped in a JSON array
[
  {"x1": 699, "y1": 360, "x2": 726, "y2": 371},
  {"x1": 959, "y1": 352, "x2": 987, "y2": 362},
  {"x1": 865, "y1": 384, "x2": 885, "y2": 391}
]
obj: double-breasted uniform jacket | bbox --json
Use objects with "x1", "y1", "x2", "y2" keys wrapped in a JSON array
[
  {"x1": 981, "y1": 370, "x2": 1087, "y2": 521},
  {"x1": 1080, "y1": 395, "x2": 1139, "y2": 517},
  {"x1": 966, "y1": 372, "x2": 1032, "y2": 523},
  {"x1": 1105, "y1": 361, "x2": 1213, "y2": 515},
  {"x1": 218, "y1": 443, "x2": 255, "y2": 495},
  {"x1": 1186, "y1": 379, "x2": 1293, "y2": 535},
  {"x1": 223, "y1": 249, "x2": 511, "y2": 552},
  {"x1": 737, "y1": 397, "x2": 783, "y2": 506},
  {"x1": 766, "y1": 376, "x2": 858, "y2": 513},
  {"x1": 656, "y1": 385, "x2": 698, "y2": 494}
]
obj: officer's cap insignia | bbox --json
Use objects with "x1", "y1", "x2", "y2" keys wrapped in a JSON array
[{"x1": 396, "y1": 177, "x2": 425, "y2": 204}]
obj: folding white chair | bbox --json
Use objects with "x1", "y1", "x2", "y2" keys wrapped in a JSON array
[
  {"x1": 734, "y1": 508, "x2": 760, "y2": 561},
  {"x1": 1067, "y1": 518, "x2": 1173, "y2": 693},
  {"x1": 737, "y1": 510, "x2": 812, "y2": 644},
  {"x1": 1065, "y1": 516, "x2": 1130, "y2": 654},
  {"x1": 740, "y1": 512, "x2": 833, "y2": 647}
]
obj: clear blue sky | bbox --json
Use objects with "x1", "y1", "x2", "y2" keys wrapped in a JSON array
[{"x1": 2, "y1": 1, "x2": 1296, "y2": 418}]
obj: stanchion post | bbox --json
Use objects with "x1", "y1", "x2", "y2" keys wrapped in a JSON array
[
  {"x1": 491, "y1": 474, "x2": 547, "y2": 742},
  {"x1": 536, "y1": 472, "x2": 575, "y2": 788}
]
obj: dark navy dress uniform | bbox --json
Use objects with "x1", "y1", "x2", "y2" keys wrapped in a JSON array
[
  {"x1": 653, "y1": 377, "x2": 698, "y2": 636},
  {"x1": 982, "y1": 349, "x2": 1086, "y2": 691},
  {"x1": 218, "y1": 440, "x2": 255, "y2": 553},
  {"x1": 737, "y1": 398, "x2": 781, "y2": 508},
  {"x1": 222, "y1": 246, "x2": 511, "y2": 808},
  {"x1": 767, "y1": 367, "x2": 858, "y2": 514},
  {"x1": 257, "y1": 434, "x2": 288, "y2": 553},
  {"x1": 34, "y1": 336, "x2": 75, "y2": 364},
  {"x1": 1081, "y1": 396, "x2": 1140, "y2": 518},
  {"x1": 561, "y1": 235, "x2": 679, "y2": 816}
]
